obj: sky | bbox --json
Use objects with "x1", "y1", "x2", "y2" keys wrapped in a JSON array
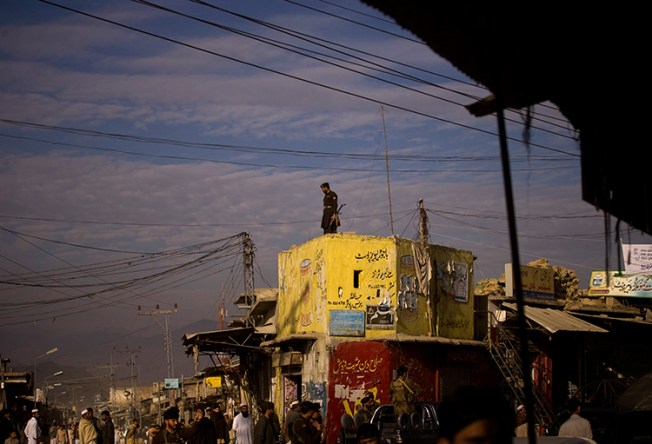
[{"x1": 1, "y1": 0, "x2": 650, "y2": 388}]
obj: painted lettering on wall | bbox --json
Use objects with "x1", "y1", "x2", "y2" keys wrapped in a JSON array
[
  {"x1": 371, "y1": 268, "x2": 394, "y2": 279},
  {"x1": 355, "y1": 248, "x2": 388, "y2": 263},
  {"x1": 441, "y1": 317, "x2": 470, "y2": 330},
  {"x1": 332, "y1": 356, "x2": 384, "y2": 374},
  {"x1": 328, "y1": 292, "x2": 364, "y2": 309}
]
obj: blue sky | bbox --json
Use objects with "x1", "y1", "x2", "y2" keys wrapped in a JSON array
[{"x1": 1, "y1": 0, "x2": 649, "y2": 381}]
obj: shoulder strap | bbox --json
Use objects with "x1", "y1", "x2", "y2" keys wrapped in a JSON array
[{"x1": 399, "y1": 378, "x2": 415, "y2": 394}]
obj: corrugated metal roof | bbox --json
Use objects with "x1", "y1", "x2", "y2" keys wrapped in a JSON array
[{"x1": 503, "y1": 303, "x2": 608, "y2": 334}]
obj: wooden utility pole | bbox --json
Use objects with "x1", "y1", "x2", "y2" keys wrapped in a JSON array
[
  {"x1": 138, "y1": 305, "x2": 178, "y2": 378},
  {"x1": 113, "y1": 347, "x2": 140, "y2": 422}
]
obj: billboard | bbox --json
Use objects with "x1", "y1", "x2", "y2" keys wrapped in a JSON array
[
  {"x1": 504, "y1": 264, "x2": 555, "y2": 299},
  {"x1": 587, "y1": 271, "x2": 652, "y2": 298}
]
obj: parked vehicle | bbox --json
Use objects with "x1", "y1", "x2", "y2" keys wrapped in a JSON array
[{"x1": 369, "y1": 402, "x2": 440, "y2": 444}]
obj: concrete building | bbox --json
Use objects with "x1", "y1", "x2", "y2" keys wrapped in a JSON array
[{"x1": 262, "y1": 233, "x2": 497, "y2": 443}]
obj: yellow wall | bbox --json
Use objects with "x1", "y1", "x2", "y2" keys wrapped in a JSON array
[
  {"x1": 277, "y1": 234, "x2": 474, "y2": 340},
  {"x1": 432, "y1": 245, "x2": 475, "y2": 339}
]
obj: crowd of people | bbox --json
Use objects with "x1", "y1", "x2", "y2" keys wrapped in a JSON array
[{"x1": 2, "y1": 384, "x2": 596, "y2": 444}]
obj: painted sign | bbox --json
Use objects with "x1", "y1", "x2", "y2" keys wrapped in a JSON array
[
  {"x1": 504, "y1": 264, "x2": 555, "y2": 299},
  {"x1": 621, "y1": 244, "x2": 652, "y2": 274},
  {"x1": 205, "y1": 376, "x2": 221, "y2": 388},
  {"x1": 329, "y1": 310, "x2": 365, "y2": 336},
  {"x1": 587, "y1": 271, "x2": 652, "y2": 298},
  {"x1": 164, "y1": 378, "x2": 179, "y2": 389},
  {"x1": 365, "y1": 304, "x2": 394, "y2": 329}
]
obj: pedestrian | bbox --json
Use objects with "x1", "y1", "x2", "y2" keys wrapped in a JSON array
[
  {"x1": 79, "y1": 410, "x2": 98, "y2": 444},
  {"x1": 253, "y1": 402, "x2": 275, "y2": 444},
  {"x1": 187, "y1": 406, "x2": 215, "y2": 444},
  {"x1": 57, "y1": 424, "x2": 70, "y2": 444},
  {"x1": 320, "y1": 183, "x2": 340, "y2": 234},
  {"x1": 436, "y1": 385, "x2": 515, "y2": 444},
  {"x1": 72, "y1": 422, "x2": 79, "y2": 444},
  {"x1": 353, "y1": 395, "x2": 377, "y2": 428},
  {"x1": 209, "y1": 404, "x2": 229, "y2": 444},
  {"x1": 282, "y1": 401, "x2": 299, "y2": 444},
  {"x1": 514, "y1": 405, "x2": 527, "y2": 437},
  {"x1": 0, "y1": 409, "x2": 18, "y2": 444},
  {"x1": 557, "y1": 397, "x2": 593, "y2": 439},
  {"x1": 231, "y1": 404, "x2": 253, "y2": 444},
  {"x1": 291, "y1": 402, "x2": 320, "y2": 444},
  {"x1": 86, "y1": 409, "x2": 103, "y2": 444},
  {"x1": 390, "y1": 365, "x2": 420, "y2": 418},
  {"x1": 24, "y1": 409, "x2": 41, "y2": 444},
  {"x1": 145, "y1": 425, "x2": 159, "y2": 444},
  {"x1": 4, "y1": 430, "x2": 19, "y2": 444},
  {"x1": 124, "y1": 420, "x2": 138, "y2": 444},
  {"x1": 100, "y1": 411, "x2": 114, "y2": 444},
  {"x1": 151, "y1": 407, "x2": 186, "y2": 444},
  {"x1": 50, "y1": 421, "x2": 58, "y2": 444}
]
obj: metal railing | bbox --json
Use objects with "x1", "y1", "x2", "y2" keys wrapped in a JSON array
[{"x1": 485, "y1": 316, "x2": 555, "y2": 430}]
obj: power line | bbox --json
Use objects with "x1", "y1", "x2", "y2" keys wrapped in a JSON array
[{"x1": 35, "y1": 0, "x2": 578, "y2": 157}]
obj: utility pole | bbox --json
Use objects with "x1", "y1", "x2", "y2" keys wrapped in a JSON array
[
  {"x1": 217, "y1": 302, "x2": 226, "y2": 331},
  {"x1": 381, "y1": 106, "x2": 395, "y2": 235},
  {"x1": 417, "y1": 199, "x2": 434, "y2": 336},
  {"x1": 96, "y1": 362, "x2": 118, "y2": 405},
  {"x1": 138, "y1": 305, "x2": 177, "y2": 378},
  {"x1": 113, "y1": 347, "x2": 140, "y2": 422},
  {"x1": 242, "y1": 233, "x2": 255, "y2": 327}
]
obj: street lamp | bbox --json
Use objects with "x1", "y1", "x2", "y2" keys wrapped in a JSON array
[
  {"x1": 43, "y1": 371, "x2": 63, "y2": 405},
  {"x1": 45, "y1": 382, "x2": 62, "y2": 405},
  {"x1": 33, "y1": 347, "x2": 58, "y2": 407}
]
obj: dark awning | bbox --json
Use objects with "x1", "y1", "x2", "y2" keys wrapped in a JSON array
[
  {"x1": 182, "y1": 326, "x2": 263, "y2": 354},
  {"x1": 503, "y1": 303, "x2": 608, "y2": 334}
]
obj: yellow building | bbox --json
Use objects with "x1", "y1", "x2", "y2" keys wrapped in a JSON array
[
  {"x1": 276, "y1": 233, "x2": 476, "y2": 340},
  {"x1": 265, "y1": 233, "x2": 492, "y2": 443}
]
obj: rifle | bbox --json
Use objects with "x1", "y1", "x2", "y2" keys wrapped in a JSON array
[{"x1": 330, "y1": 203, "x2": 346, "y2": 228}]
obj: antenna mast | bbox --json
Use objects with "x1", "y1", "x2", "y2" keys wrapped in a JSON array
[{"x1": 381, "y1": 106, "x2": 395, "y2": 235}]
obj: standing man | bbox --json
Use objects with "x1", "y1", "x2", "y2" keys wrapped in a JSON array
[
  {"x1": 78, "y1": 410, "x2": 98, "y2": 444},
  {"x1": 353, "y1": 395, "x2": 377, "y2": 428},
  {"x1": 209, "y1": 405, "x2": 229, "y2": 444},
  {"x1": 291, "y1": 403, "x2": 320, "y2": 444},
  {"x1": 320, "y1": 183, "x2": 339, "y2": 234},
  {"x1": 99, "y1": 412, "x2": 114, "y2": 444},
  {"x1": 390, "y1": 365, "x2": 420, "y2": 418},
  {"x1": 557, "y1": 398, "x2": 592, "y2": 439},
  {"x1": 253, "y1": 402, "x2": 275, "y2": 444},
  {"x1": 151, "y1": 407, "x2": 185, "y2": 444},
  {"x1": 1, "y1": 409, "x2": 18, "y2": 444},
  {"x1": 24, "y1": 409, "x2": 40, "y2": 444},
  {"x1": 125, "y1": 420, "x2": 138, "y2": 444},
  {"x1": 282, "y1": 401, "x2": 300, "y2": 444},
  {"x1": 231, "y1": 404, "x2": 253, "y2": 444},
  {"x1": 187, "y1": 406, "x2": 216, "y2": 444}
]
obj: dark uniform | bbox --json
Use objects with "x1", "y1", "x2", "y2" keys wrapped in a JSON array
[
  {"x1": 152, "y1": 407, "x2": 188, "y2": 444},
  {"x1": 320, "y1": 183, "x2": 339, "y2": 234}
]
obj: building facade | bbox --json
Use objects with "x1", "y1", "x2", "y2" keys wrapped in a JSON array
[{"x1": 264, "y1": 233, "x2": 497, "y2": 443}]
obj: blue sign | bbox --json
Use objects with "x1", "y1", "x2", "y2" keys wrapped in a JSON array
[
  {"x1": 164, "y1": 378, "x2": 179, "y2": 389},
  {"x1": 329, "y1": 310, "x2": 365, "y2": 336}
]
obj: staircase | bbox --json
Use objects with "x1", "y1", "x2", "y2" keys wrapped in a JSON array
[{"x1": 486, "y1": 321, "x2": 555, "y2": 431}]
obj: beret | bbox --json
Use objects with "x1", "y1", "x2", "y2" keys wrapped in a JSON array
[{"x1": 163, "y1": 406, "x2": 179, "y2": 420}]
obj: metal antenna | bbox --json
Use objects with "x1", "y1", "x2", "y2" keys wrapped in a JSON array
[{"x1": 381, "y1": 106, "x2": 395, "y2": 235}]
